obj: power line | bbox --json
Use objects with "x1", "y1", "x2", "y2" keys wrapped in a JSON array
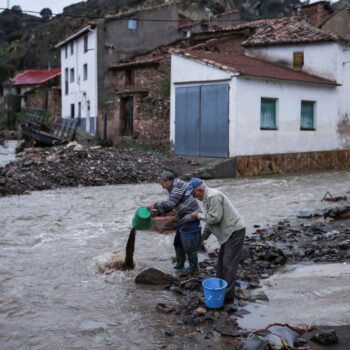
[{"x1": 0, "y1": 6, "x2": 252, "y2": 22}]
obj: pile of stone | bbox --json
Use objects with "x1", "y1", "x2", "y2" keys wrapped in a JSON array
[
  {"x1": 251, "y1": 214, "x2": 350, "y2": 263},
  {"x1": 0, "y1": 142, "x2": 197, "y2": 197},
  {"x1": 134, "y1": 212, "x2": 349, "y2": 349}
]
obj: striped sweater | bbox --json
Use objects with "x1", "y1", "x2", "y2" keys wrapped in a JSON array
[{"x1": 155, "y1": 178, "x2": 201, "y2": 224}]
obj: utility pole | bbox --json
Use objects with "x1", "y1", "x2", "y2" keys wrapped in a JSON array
[{"x1": 7, "y1": 0, "x2": 10, "y2": 9}]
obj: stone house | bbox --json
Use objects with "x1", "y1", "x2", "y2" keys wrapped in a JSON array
[
  {"x1": 3, "y1": 68, "x2": 61, "y2": 116},
  {"x1": 107, "y1": 25, "x2": 252, "y2": 149},
  {"x1": 55, "y1": 2, "x2": 242, "y2": 142},
  {"x1": 292, "y1": 1, "x2": 334, "y2": 27},
  {"x1": 320, "y1": 7, "x2": 350, "y2": 40},
  {"x1": 170, "y1": 17, "x2": 350, "y2": 175}
]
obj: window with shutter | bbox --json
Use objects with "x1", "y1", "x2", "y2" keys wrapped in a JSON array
[
  {"x1": 260, "y1": 98, "x2": 277, "y2": 130},
  {"x1": 300, "y1": 101, "x2": 315, "y2": 130}
]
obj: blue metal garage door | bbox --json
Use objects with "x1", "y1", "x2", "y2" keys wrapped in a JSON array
[{"x1": 175, "y1": 84, "x2": 229, "y2": 157}]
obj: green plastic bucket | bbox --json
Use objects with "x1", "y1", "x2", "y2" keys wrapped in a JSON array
[{"x1": 132, "y1": 207, "x2": 152, "y2": 230}]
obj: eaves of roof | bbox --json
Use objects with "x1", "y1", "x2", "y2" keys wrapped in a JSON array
[
  {"x1": 172, "y1": 50, "x2": 339, "y2": 87},
  {"x1": 55, "y1": 23, "x2": 96, "y2": 48}
]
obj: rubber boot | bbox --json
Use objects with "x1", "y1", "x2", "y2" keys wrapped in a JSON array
[
  {"x1": 174, "y1": 246, "x2": 186, "y2": 270},
  {"x1": 180, "y1": 251, "x2": 198, "y2": 273}
]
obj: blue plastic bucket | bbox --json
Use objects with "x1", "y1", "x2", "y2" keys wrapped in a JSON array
[
  {"x1": 202, "y1": 277, "x2": 227, "y2": 309},
  {"x1": 179, "y1": 222, "x2": 201, "y2": 253}
]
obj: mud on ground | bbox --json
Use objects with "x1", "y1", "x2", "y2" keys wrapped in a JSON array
[{"x1": 0, "y1": 142, "x2": 201, "y2": 197}]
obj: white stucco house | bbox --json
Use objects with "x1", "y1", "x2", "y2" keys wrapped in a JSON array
[
  {"x1": 170, "y1": 18, "x2": 350, "y2": 171},
  {"x1": 55, "y1": 24, "x2": 98, "y2": 135}
]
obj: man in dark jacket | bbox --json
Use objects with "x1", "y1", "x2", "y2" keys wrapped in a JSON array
[{"x1": 148, "y1": 171, "x2": 201, "y2": 273}]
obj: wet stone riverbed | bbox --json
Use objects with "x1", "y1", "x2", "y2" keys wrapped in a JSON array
[{"x1": 1, "y1": 171, "x2": 350, "y2": 349}]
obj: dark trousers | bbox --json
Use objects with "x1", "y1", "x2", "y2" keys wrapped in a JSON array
[{"x1": 216, "y1": 227, "x2": 246, "y2": 301}]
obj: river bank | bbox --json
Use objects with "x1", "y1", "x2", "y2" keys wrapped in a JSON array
[
  {"x1": 1, "y1": 172, "x2": 350, "y2": 349},
  {"x1": 0, "y1": 142, "x2": 202, "y2": 197},
  {"x1": 131, "y1": 206, "x2": 350, "y2": 349}
]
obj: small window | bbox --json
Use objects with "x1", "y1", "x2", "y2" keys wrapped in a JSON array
[
  {"x1": 83, "y1": 63, "x2": 88, "y2": 81},
  {"x1": 78, "y1": 102, "x2": 81, "y2": 118},
  {"x1": 128, "y1": 19, "x2": 138, "y2": 31},
  {"x1": 293, "y1": 51, "x2": 304, "y2": 71},
  {"x1": 70, "y1": 42, "x2": 74, "y2": 55},
  {"x1": 84, "y1": 35, "x2": 88, "y2": 53},
  {"x1": 64, "y1": 46, "x2": 68, "y2": 59},
  {"x1": 71, "y1": 104, "x2": 75, "y2": 118},
  {"x1": 86, "y1": 100, "x2": 90, "y2": 117},
  {"x1": 300, "y1": 101, "x2": 315, "y2": 130},
  {"x1": 64, "y1": 68, "x2": 69, "y2": 95},
  {"x1": 260, "y1": 98, "x2": 277, "y2": 130},
  {"x1": 70, "y1": 68, "x2": 74, "y2": 83},
  {"x1": 125, "y1": 69, "x2": 134, "y2": 85}
]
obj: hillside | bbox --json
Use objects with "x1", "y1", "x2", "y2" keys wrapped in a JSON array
[{"x1": 0, "y1": 0, "x2": 346, "y2": 83}]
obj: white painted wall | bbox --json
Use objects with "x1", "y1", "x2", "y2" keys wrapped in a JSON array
[
  {"x1": 246, "y1": 42, "x2": 350, "y2": 149},
  {"x1": 233, "y1": 78, "x2": 339, "y2": 156},
  {"x1": 60, "y1": 29, "x2": 98, "y2": 133},
  {"x1": 171, "y1": 53, "x2": 343, "y2": 157},
  {"x1": 245, "y1": 42, "x2": 342, "y2": 81}
]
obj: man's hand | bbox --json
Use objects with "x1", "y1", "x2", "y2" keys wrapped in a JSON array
[{"x1": 191, "y1": 212, "x2": 199, "y2": 220}]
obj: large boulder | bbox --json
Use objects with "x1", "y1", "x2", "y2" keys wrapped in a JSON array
[{"x1": 135, "y1": 268, "x2": 178, "y2": 286}]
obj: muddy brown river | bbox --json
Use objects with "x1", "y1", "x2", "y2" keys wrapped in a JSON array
[{"x1": 1, "y1": 145, "x2": 350, "y2": 349}]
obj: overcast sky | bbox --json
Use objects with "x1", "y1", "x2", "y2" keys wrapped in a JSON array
[
  {"x1": 1, "y1": 0, "x2": 84, "y2": 16},
  {"x1": 0, "y1": 0, "x2": 340, "y2": 17}
]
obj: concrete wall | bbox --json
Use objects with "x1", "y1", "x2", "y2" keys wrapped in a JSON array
[
  {"x1": 246, "y1": 42, "x2": 350, "y2": 150},
  {"x1": 245, "y1": 42, "x2": 342, "y2": 81},
  {"x1": 234, "y1": 77, "x2": 338, "y2": 156},
  {"x1": 98, "y1": 4, "x2": 181, "y2": 110},
  {"x1": 60, "y1": 28, "x2": 98, "y2": 133}
]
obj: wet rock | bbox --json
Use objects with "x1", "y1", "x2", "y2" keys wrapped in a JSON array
[
  {"x1": 311, "y1": 329, "x2": 338, "y2": 345},
  {"x1": 224, "y1": 304, "x2": 238, "y2": 313},
  {"x1": 0, "y1": 144, "x2": 203, "y2": 197},
  {"x1": 253, "y1": 291, "x2": 269, "y2": 302},
  {"x1": 169, "y1": 286, "x2": 186, "y2": 296},
  {"x1": 164, "y1": 328, "x2": 175, "y2": 337},
  {"x1": 338, "y1": 241, "x2": 350, "y2": 250},
  {"x1": 135, "y1": 268, "x2": 178, "y2": 286},
  {"x1": 240, "y1": 335, "x2": 269, "y2": 350},
  {"x1": 194, "y1": 307, "x2": 207, "y2": 316},
  {"x1": 294, "y1": 337, "x2": 308, "y2": 347},
  {"x1": 235, "y1": 309, "x2": 251, "y2": 317},
  {"x1": 180, "y1": 278, "x2": 202, "y2": 290},
  {"x1": 214, "y1": 323, "x2": 241, "y2": 337},
  {"x1": 155, "y1": 303, "x2": 174, "y2": 314}
]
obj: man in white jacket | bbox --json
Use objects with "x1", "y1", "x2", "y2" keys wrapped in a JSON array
[{"x1": 188, "y1": 177, "x2": 246, "y2": 303}]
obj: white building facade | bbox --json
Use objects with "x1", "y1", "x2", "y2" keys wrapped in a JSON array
[
  {"x1": 56, "y1": 25, "x2": 98, "y2": 135},
  {"x1": 170, "y1": 48, "x2": 344, "y2": 158}
]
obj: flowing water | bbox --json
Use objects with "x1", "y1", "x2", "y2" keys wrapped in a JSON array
[
  {"x1": 1, "y1": 166, "x2": 350, "y2": 349},
  {"x1": 0, "y1": 140, "x2": 19, "y2": 167}
]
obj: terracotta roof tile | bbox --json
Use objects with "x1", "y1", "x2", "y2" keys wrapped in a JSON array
[
  {"x1": 110, "y1": 57, "x2": 166, "y2": 69},
  {"x1": 10, "y1": 68, "x2": 61, "y2": 85},
  {"x1": 207, "y1": 17, "x2": 339, "y2": 46},
  {"x1": 174, "y1": 50, "x2": 338, "y2": 86}
]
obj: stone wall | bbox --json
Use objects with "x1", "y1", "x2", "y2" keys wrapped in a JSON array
[
  {"x1": 133, "y1": 95, "x2": 170, "y2": 149},
  {"x1": 25, "y1": 89, "x2": 47, "y2": 109},
  {"x1": 111, "y1": 59, "x2": 171, "y2": 149},
  {"x1": 47, "y1": 87, "x2": 61, "y2": 120},
  {"x1": 235, "y1": 150, "x2": 350, "y2": 176}
]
